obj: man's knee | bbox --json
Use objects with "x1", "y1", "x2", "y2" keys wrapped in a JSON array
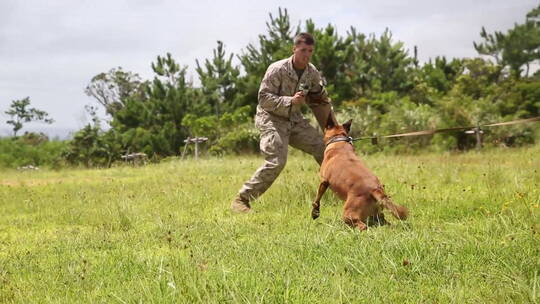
[
  {"x1": 262, "y1": 154, "x2": 287, "y2": 178},
  {"x1": 238, "y1": 154, "x2": 287, "y2": 200},
  {"x1": 260, "y1": 130, "x2": 288, "y2": 174}
]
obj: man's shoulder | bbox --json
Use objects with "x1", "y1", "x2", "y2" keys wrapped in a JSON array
[
  {"x1": 307, "y1": 62, "x2": 320, "y2": 73},
  {"x1": 266, "y1": 57, "x2": 319, "y2": 71},
  {"x1": 267, "y1": 58, "x2": 291, "y2": 71}
]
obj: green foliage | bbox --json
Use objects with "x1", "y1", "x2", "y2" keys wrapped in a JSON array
[
  {"x1": 236, "y1": 8, "x2": 297, "y2": 112},
  {"x1": 340, "y1": 29, "x2": 417, "y2": 101},
  {"x1": 63, "y1": 125, "x2": 121, "y2": 168},
  {"x1": 7, "y1": 6, "x2": 539, "y2": 168},
  {"x1": 0, "y1": 133, "x2": 66, "y2": 168},
  {"x1": 71, "y1": 5, "x2": 540, "y2": 163},
  {"x1": 452, "y1": 58, "x2": 502, "y2": 99},
  {"x1": 473, "y1": 26, "x2": 506, "y2": 64},
  {"x1": 340, "y1": 59, "x2": 539, "y2": 153},
  {"x1": 196, "y1": 41, "x2": 241, "y2": 116},
  {"x1": 509, "y1": 80, "x2": 540, "y2": 117},
  {"x1": 418, "y1": 57, "x2": 464, "y2": 95},
  {"x1": 182, "y1": 106, "x2": 259, "y2": 155},
  {"x1": 340, "y1": 96, "x2": 440, "y2": 154},
  {"x1": 366, "y1": 29, "x2": 416, "y2": 94},
  {"x1": 109, "y1": 53, "x2": 201, "y2": 157},
  {"x1": 239, "y1": 7, "x2": 296, "y2": 76},
  {"x1": 474, "y1": 4, "x2": 540, "y2": 78},
  {"x1": 306, "y1": 21, "x2": 356, "y2": 103},
  {"x1": 211, "y1": 127, "x2": 259, "y2": 155},
  {"x1": 4, "y1": 97, "x2": 54, "y2": 136},
  {"x1": 85, "y1": 67, "x2": 147, "y2": 116}
]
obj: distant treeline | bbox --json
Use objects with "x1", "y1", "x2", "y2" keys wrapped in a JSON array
[{"x1": 2, "y1": 7, "x2": 540, "y2": 168}]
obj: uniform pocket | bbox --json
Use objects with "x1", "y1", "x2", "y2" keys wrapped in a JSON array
[
  {"x1": 255, "y1": 113, "x2": 271, "y2": 129},
  {"x1": 259, "y1": 129, "x2": 277, "y2": 155}
]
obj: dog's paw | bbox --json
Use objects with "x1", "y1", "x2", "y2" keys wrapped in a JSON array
[{"x1": 311, "y1": 209, "x2": 320, "y2": 220}]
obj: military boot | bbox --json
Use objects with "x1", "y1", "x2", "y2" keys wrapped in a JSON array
[{"x1": 231, "y1": 196, "x2": 251, "y2": 213}]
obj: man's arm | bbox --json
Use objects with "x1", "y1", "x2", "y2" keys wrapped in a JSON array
[
  {"x1": 258, "y1": 66, "x2": 296, "y2": 118},
  {"x1": 307, "y1": 68, "x2": 337, "y2": 129},
  {"x1": 307, "y1": 69, "x2": 330, "y2": 105}
]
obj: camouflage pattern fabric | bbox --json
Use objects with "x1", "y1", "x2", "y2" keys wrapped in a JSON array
[
  {"x1": 256, "y1": 56, "x2": 334, "y2": 128},
  {"x1": 237, "y1": 56, "x2": 334, "y2": 202}
]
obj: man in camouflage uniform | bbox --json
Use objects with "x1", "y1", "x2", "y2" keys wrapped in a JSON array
[{"x1": 231, "y1": 32, "x2": 336, "y2": 213}]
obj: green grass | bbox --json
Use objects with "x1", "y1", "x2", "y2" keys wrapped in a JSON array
[{"x1": 1, "y1": 146, "x2": 539, "y2": 303}]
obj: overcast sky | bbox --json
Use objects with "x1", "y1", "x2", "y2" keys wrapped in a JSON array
[{"x1": 0, "y1": 0, "x2": 538, "y2": 137}]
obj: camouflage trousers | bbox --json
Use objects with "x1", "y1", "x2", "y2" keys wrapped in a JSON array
[{"x1": 237, "y1": 115, "x2": 324, "y2": 202}]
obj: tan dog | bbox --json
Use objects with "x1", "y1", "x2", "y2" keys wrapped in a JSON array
[{"x1": 312, "y1": 116, "x2": 408, "y2": 230}]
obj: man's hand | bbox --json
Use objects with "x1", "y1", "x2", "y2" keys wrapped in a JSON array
[{"x1": 291, "y1": 91, "x2": 306, "y2": 105}]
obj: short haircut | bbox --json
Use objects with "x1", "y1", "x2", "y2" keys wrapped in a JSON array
[{"x1": 294, "y1": 33, "x2": 315, "y2": 46}]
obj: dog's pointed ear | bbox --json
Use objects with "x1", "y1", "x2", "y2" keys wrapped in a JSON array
[
  {"x1": 343, "y1": 119, "x2": 353, "y2": 134},
  {"x1": 326, "y1": 112, "x2": 336, "y2": 129}
]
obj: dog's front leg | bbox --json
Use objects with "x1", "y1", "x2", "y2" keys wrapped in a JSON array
[{"x1": 312, "y1": 181, "x2": 329, "y2": 219}]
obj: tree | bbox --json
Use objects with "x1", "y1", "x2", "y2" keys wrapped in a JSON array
[
  {"x1": 196, "y1": 41, "x2": 240, "y2": 116},
  {"x1": 343, "y1": 28, "x2": 416, "y2": 101},
  {"x1": 305, "y1": 20, "x2": 356, "y2": 104},
  {"x1": 85, "y1": 67, "x2": 147, "y2": 116},
  {"x1": 453, "y1": 58, "x2": 502, "y2": 99},
  {"x1": 503, "y1": 20, "x2": 540, "y2": 77},
  {"x1": 236, "y1": 8, "x2": 298, "y2": 112},
  {"x1": 110, "y1": 53, "x2": 200, "y2": 156},
  {"x1": 366, "y1": 29, "x2": 415, "y2": 94},
  {"x1": 5, "y1": 97, "x2": 54, "y2": 136},
  {"x1": 420, "y1": 56, "x2": 464, "y2": 94},
  {"x1": 473, "y1": 26, "x2": 505, "y2": 65},
  {"x1": 474, "y1": 4, "x2": 540, "y2": 78},
  {"x1": 239, "y1": 7, "x2": 296, "y2": 76}
]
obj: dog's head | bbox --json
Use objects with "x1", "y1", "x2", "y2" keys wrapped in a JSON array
[{"x1": 323, "y1": 113, "x2": 352, "y2": 144}]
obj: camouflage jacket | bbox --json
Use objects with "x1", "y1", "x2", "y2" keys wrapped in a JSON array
[{"x1": 256, "y1": 56, "x2": 329, "y2": 124}]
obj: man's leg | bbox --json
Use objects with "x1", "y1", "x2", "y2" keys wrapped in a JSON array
[
  {"x1": 233, "y1": 127, "x2": 289, "y2": 211},
  {"x1": 289, "y1": 119, "x2": 325, "y2": 164}
]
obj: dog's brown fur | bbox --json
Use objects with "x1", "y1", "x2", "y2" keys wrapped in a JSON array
[{"x1": 312, "y1": 116, "x2": 408, "y2": 230}]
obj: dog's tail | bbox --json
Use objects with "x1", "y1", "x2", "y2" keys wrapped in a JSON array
[{"x1": 371, "y1": 188, "x2": 408, "y2": 220}]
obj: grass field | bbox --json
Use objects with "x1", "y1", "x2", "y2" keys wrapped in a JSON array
[{"x1": 1, "y1": 146, "x2": 539, "y2": 303}]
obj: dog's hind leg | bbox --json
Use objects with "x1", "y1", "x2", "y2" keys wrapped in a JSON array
[
  {"x1": 343, "y1": 197, "x2": 369, "y2": 230},
  {"x1": 312, "y1": 181, "x2": 329, "y2": 219},
  {"x1": 343, "y1": 214, "x2": 368, "y2": 231}
]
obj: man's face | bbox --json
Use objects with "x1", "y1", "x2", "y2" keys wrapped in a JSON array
[{"x1": 292, "y1": 42, "x2": 314, "y2": 68}]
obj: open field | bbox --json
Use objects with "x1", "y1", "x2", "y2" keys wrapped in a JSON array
[{"x1": 1, "y1": 146, "x2": 539, "y2": 303}]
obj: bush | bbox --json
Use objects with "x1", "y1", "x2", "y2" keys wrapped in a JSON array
[
  {"x1": 63, "y1": 125, "x2": 122, "y2": 168},
  {"x1": 0, "y1": 134, "x2": 67, "y2": 168},
  {"x1": 182, "y1": 106, "x2": 259, "y2": 156},
  {"x1": 209, "y1": 124, "x2": 259, "y2": 155},
  {"x1": 339, "y1": 97, "x2": 439, "y2": 153}
]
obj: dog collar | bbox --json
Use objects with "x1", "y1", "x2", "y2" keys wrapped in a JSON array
[{"x1": 326, "y1": 136, "x2": 353, "y2": 147}]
